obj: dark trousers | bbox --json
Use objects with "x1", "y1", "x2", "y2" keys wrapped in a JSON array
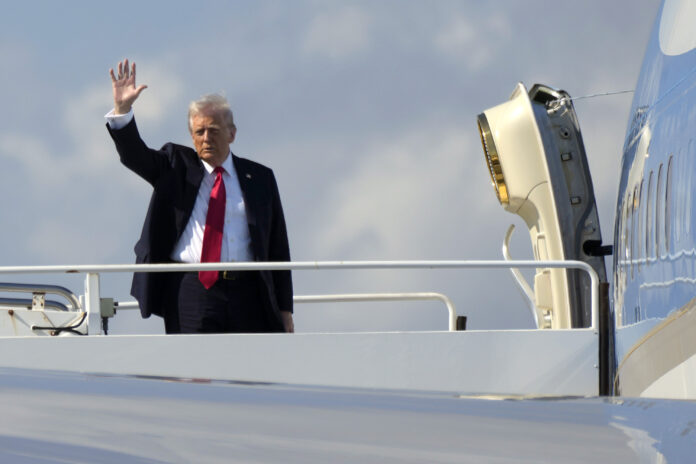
[{"x1": 165, "y1": 271, "x2": 275, "y2": 334}]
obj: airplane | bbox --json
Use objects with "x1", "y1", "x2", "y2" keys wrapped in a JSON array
[{"x1": 0, "y1": 0, "x2": 695, "y2": 461}]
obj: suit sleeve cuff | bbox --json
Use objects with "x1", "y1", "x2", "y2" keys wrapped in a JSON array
[{"x1": 105, "y1": 108, "x2": 134, "y2": 130}]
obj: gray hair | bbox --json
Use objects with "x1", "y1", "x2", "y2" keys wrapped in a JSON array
[{"x1": 188, "y1": 94, "x2": 236, "y2": 132}]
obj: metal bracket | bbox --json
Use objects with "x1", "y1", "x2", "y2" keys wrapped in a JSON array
[
  {"x1": 541, "y1": 309, "x2": 553, "y2": 329},
  {"x1": 100, "y1": 298, "x2": 115, "y2": 318},
  {"x1": 31, "y1": 293, "x2": 46, "y2": 310}
]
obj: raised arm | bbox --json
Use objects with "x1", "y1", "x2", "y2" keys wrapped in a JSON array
[
  {"x1": 107, "y1": 59, "x2": 172, "y2": 185},
  {"x1": 109, "y1": 59, "x2": 148, "y2": 114}
]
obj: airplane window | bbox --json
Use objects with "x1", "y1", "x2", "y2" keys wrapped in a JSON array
[
  {"x1": 686, "y1": 140, "x2": 694, "y2": 239},
  {"x1": 637, "y1": 180, "x2": 644, "y2": 271},
  {"x1": 628, "y1": 191, "x2": 634, "y2": 279},
  {"x1": 646, "y1": 170, "x2": 654, "y2": 260},
  {"x1": 632, "y1": 185, "x2": 639, "y2": 277},
  {"x1": 656, "y1": 163, "x2": 664, "y2": 259},
  {"x1": 622, "y1": 196, "x2": 628, "y2": 267},
  {"x1": 665, "y1": 155, "x2": 674, "y2": 254},
  {"x1": 674, "y1": 151, "x2": 683, "y2": 244},
  {"x1": 618, "y1": 198, "x2": 628, "y2": 293}
]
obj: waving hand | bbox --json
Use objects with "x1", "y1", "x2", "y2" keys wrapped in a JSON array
[{"x1": 109, "y1": 59, "x2": 148, "y2": 114}]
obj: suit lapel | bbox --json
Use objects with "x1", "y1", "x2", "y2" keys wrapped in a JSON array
[
  {"x1": 233, "y1": 154, "x2": 263, "y2": 260},
  {"x1": 176, "y1": 155, "x2": 205, "y2": 238}
]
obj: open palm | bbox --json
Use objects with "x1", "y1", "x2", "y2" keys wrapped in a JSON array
[{"x1": 109, "y1": 59, "x2": 147, "y2": 114}]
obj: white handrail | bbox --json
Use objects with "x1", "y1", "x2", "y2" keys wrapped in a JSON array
[
  {"x1": 0, "y1": 260, "x2": 599, "y2": 329},
  {"x1": 116, "y1": 292, "x2": 459, "y2": 331},
  {"x1": 502, "y1": 225, "x2": 539, "y2": 326}
]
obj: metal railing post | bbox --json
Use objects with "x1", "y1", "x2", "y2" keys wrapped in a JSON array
[{"x1": 84, "y1": 273, "x2": 101, "y2": 335}]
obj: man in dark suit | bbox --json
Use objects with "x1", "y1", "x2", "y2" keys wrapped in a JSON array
[{"x1": 106, "y1": 59, "x2": 293, "y2": 334}]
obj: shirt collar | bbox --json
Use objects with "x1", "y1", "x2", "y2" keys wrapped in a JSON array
[{"x1": 200, "y1": 151, "x2": 234, "y2": 176}]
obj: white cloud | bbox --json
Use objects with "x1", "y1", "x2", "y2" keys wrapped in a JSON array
[
  {"x1": 25, "y1": 219, "x2": 104, "y2": 263},
  {"x1": 0, "y1": 133, "x2": 56, "y2": 176},
  {"x1": 62, "y1": 85, "x2": 116, "y2": 174},
  {"x1": 311, "y1": 125, "x2": 472, "y2": 258},
  {"x1": 129, "y1": 63, "x2": 185, "y2": 126},
  {"x1": 434, "y1": 13, "x2": 511, "y2": 71},
  {"x1": 303, "y1": 5, "x2": 372, "y2": 60}
]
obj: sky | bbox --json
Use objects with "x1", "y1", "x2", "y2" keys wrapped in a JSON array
[{"x1": 0, "y1": 0, "x2": 658, "y2": 334}]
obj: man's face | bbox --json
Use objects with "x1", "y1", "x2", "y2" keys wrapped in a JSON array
[{"x1": 189, "y1": 110, "x2": 236, "y2": 167}]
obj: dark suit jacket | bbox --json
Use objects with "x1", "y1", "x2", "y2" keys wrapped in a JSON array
[{"x1": 107, "y1": 118, "x2": 292, "y2": 330}]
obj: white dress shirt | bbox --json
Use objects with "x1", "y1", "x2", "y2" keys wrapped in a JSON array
[{"x1": 105, "y1": 109, "x2": 254, "y2": 264}]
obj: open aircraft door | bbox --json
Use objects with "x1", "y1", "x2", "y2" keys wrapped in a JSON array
[{"x1": 477, "y1": 83, "x2": 610, "y2": 329}]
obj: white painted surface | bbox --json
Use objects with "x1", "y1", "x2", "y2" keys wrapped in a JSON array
[
  {"x1": 642, "y1": 350, "x2": 696, "y2": 398},
  {"x1": 0, "y1": 329, "x2": 599, "y2": 396},
  {"x1": 659, "y1": 0, "x2": 696, "y2": 55},
  {"x1": 1, "y1": 369, "x2": 694, "y2": 463}
]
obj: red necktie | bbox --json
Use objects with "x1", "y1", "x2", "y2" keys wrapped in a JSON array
[{"x1": 199, "y1": 166, "x2": 226, "y2": 289}]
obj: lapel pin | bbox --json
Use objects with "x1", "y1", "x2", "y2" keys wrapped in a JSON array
[{"x1": 246, "y1": 174, "x2": 252, "y2": 179}]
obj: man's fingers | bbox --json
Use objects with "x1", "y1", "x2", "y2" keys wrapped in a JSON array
[
  {"x1": 112, "y1": 59, "x2": 140, "y2": 83},
  {"x1": 134, "y1": 84, "x2": 148, "y2": 97}
]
